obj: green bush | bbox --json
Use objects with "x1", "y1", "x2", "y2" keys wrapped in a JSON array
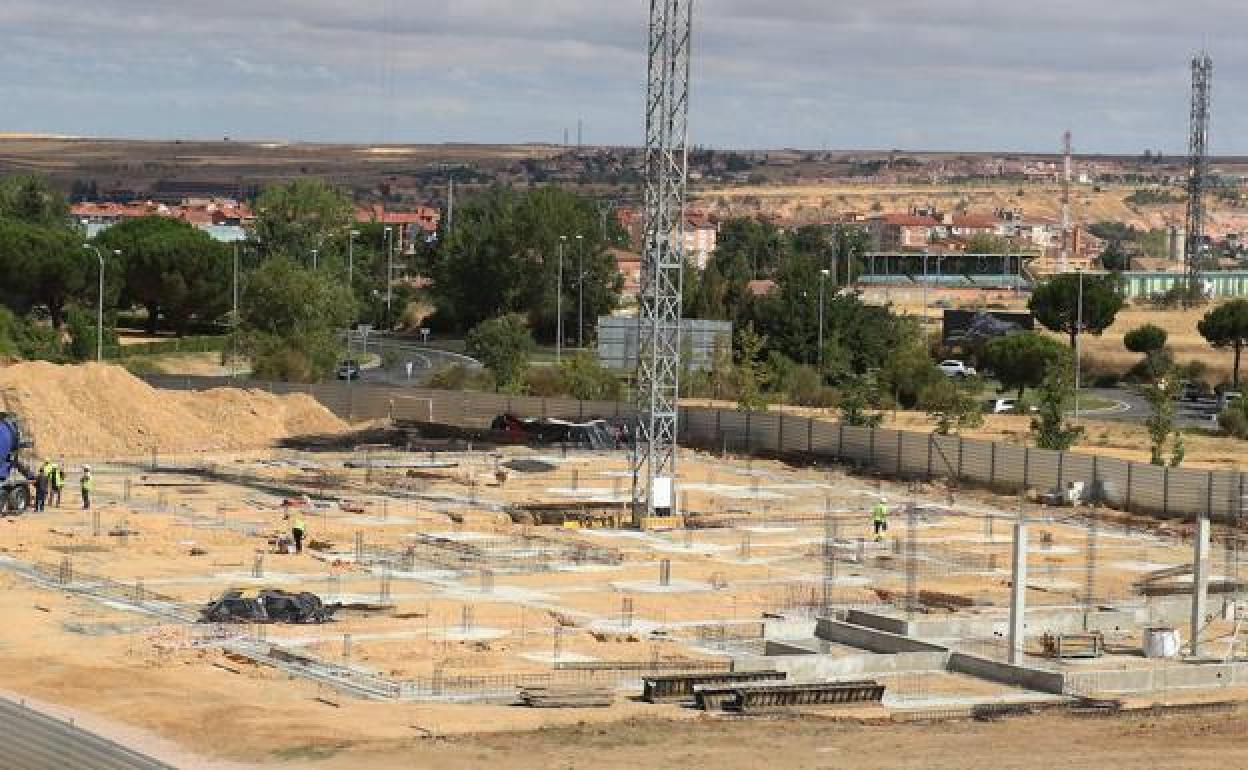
[{"x1": 428, "y1": 363, "x2": 494, "y2": 392}]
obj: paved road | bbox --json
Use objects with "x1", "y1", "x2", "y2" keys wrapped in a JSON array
[
  {"x1": 1080, "y1": 387, "x2": 1220, "y2": 429},
  {"x1": 0, "y1": 696, "x2": 174, "y2": 770},
  {"x1": 346, "y1": 334, "x2": 482, "y2": 387}
]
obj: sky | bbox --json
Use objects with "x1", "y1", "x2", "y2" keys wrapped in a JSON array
[{"x1": 1, "y1": 1, "x2": 1244, "y2": 154}]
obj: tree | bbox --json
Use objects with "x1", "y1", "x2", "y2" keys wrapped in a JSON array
[
  {"x1": 1198, "y1": 300, "x2": 1248, "y2": 388},
  {"x1": 983, "y1": 332, "x2": 1069, "y2": 400},
  {"x1": 734, "y1": 322, "x2": 770, "y2": 412},
  {"x1": 1124, "y1": 324, "x2": 1167, "y2": 355},
  {"x1": 923, "y1": 378, "x2": 984, "y2": 435},
  {"x1": 1124, "y1": 323, "x2": 1171, "y2": 384},
  {"x1": 557, "y1": 352, "x2": 622, "y2": 401},
  {"x1": 254, "y1": 180, "x2": 354, "y2": 264},
  {"x1": 96, "y1": 217, "x2": 231, "y2": 334},
  {"x1": 236, "y1": 256, "x2": 353, "y2": 382},
  {"x1": 876, "y1": 327, "x2": 942, "y2": 409},
  {"x1": 431, "y1": 187, "x2": 622, "y2": 339},
  {"x1": 1143, "y1": 381, "x2": 1183, "y2": 467},
  {"x1": 0, "y1": 175, "x2": 69, "y2": 227},
  {"x1": 465, "y1": 314, "x2": 535, "y2": 392},
  {"x1": 838, "y1": 375, "x2": 883, "y2": 428},
  {"x1": 0, "y1": 219, "x2": 95, "y2": 328},
  {"x1": 964, "y1": 233, "x2": 1012, "y2": 254},
  {"x1": 1029, "y1": 273, "x2": 1124, "y2": 349},
  {"x1": 1030, "y1": 359, "x2": 1084, "y2": 450}
]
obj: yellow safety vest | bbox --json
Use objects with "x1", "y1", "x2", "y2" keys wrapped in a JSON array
[
  {"x1": 872, "y1": 504, "x2": 888, "y2": 523},
  {"x1": 81, "y1": 474, "x2": 93, "y2": 492},
  {"x1": 293, "y1": 516, "x2": 306, "y2": 531}
]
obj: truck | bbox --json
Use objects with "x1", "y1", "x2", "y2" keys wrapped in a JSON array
[{"x1": 0, "y1": 413, "x2": 34, "y2": 514}]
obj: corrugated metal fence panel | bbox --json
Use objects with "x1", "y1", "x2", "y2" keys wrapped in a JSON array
[
  {"x1": 929, "y1": 434, "x2": 961, "y2": 479},
  {"x1": 718, "y1": 411, "x2": 750, "y2": 452},
  {"x1": 840, "y1": 426, "x2": 874, "y2": 465},
  {"x1": 872, "y1": 429, "x2": 901, "y2": 475},
  {"x1": 811, "y1": 420, "x2": 841, "y2": 456},
  {"x1": 1129, "y1": 464, "x2": 1168, "y2": 517},
  {"x1": 680, "y1": 407, "x2": 716, "y2": 446},
  {"x1": 960, "y1": 438, "x2": 993, "y2": 485},
  {"x1": 1059, "y1": 451, "x2": 1097, "y2": 490},
  {"x1": 994, "y1": 444, "x2": 1028, "y2": 488},
  {"x1": 1167, "y1": 468, "x2": 1212, "y2": 519},
  {"x1": 1097, "y1": 458, "x2": 1132, "y2": 509},
  {"x1": 899, "y1": 432, "x2": 929, "y2": 476},
  {"x1": 752, "y1": 413, "x2": 780, "y2": 454},
  {"x1": 778, "y1": 415, "x2": 810, "y2": 454},
  {"x1": 1025, "y1": 448, "x2": 1060, "y2": 493}
]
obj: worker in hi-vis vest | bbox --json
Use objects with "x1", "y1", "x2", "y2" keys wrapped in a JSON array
[{"x1": 871, "y1": 498, "x2": 889, "y2": 542}]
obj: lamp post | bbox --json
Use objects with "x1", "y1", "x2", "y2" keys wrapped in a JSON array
[
  {"x1": 1074, "y1": 268, "x2": 1084, "y2": 419},
  {"x1": 384, "y1": 227, "x2": 394, "y2": 329},
  {"x1": 575, "y1": 234, "x2": 585, "y2": 350},
  {"x1": 83, "y1": 244, "x2": 120, "y2": 363},
  {"x1": 231, "y1": 241, "x2": 240, "y2": 379},
  {"x1": 818, "y1": 269, "x2": 829, "y2": 368},
  {"x1": 347, "y1": 229, "x2": 360, "y2": 291},
  {"x1": 922, "y1": 251, "x2": 930, "y2": 342},
  {"x1": 556, "y1": 236, "x2": 567, "y2": 363}
]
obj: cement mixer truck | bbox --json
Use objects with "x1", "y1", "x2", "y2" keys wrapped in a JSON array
[{"x1": 0, "y1": 413, "x2": 33, "y2": 513}]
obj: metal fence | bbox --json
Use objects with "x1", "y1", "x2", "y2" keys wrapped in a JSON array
[{"x1": 143, "y1": 375, "x2": 1247, "y2": 523}]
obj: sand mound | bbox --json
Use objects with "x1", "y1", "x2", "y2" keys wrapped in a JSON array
[{"x1": 0, "y1": 362, "x2": 346, "y2": 458}]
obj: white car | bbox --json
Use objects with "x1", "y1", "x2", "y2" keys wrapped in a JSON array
[{"x1": 939, "y1": 360, "x2": 977, "y2": 378}]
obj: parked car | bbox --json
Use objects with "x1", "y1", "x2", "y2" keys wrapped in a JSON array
[
  {"x1": 988, "y1": 397, "x2": 1037, "y2": 415},
  {"x1": 336, "y1": 360, "x2": 361, "y2": 380},
  {"x1": 938, "y1": 360, "x2": 977, "y2": 378},
  {"x1": 990, "y1": 398, "x2": 1018, "y2": 415}
]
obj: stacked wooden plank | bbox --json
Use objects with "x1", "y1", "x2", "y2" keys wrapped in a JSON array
[{"x1": 516, "y1": 686, "x2": 615, "y2": 708}]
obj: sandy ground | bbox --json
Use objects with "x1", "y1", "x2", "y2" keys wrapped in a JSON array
[
  {"x1": 0, "y1": 441, "x2": 1231, "y2": 768},
  {"x1": 310, "y1": 708, "x2": 1248, "y2": 770}
]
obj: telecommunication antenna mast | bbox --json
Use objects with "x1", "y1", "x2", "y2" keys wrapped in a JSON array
[
  {"x1": 1060, "y1": 131, "x2": 1072, "y2": 273},
  {"x1": 632, "y1": 0, "x2": 693, "y2": 525},
  {"x1": 1185, "y1": 52, "x2": 1213, "y2": 296}
]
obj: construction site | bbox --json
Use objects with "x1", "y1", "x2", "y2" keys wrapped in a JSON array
[{"x1": 0, "y1": 362, "x2": 1247, "y2": 767}]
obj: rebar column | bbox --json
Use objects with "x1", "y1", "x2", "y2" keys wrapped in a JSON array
[
  {"x1": 1191, "y1": 516, "x2": 1211, "y2": 657},
  {"x1": 1009, "y1": 514, "x2": 1029, "y2": 665}
]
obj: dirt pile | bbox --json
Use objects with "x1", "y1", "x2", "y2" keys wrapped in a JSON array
[{"x1": 0, "y1": 362, "x2": 346, "y2": 458}]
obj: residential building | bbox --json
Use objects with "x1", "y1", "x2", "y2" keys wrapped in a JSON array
[{"x1": 867, "y1": 213, "x2": 940, "y2": 251}]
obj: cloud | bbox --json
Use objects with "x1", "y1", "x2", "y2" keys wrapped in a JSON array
[{"x1": 0, "y1": 1, "x2": 1243, "y2": 152}]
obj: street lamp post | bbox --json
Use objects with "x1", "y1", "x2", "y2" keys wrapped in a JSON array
[
  {"x1": 818, "y1": 269, "x2": 829, "y2": 368},
  {"x1": 1075, "y1": 268, "x2": 1084, "y2": 419},
  {"x1": 348, "y1": 229, "x2": 360, "y2": 291},
  {"x1": 556, "y1": 236, "x2": 567, "y2": 363},
  {"x1": 575, "y1": 234, "x2": 585, "y2": 350},
  {"x1": 83, "y1": 245, "x2": 120, "y2": 363},
  {"x1": 231, "y1": 241, "x2": 240, "y2": 378},
  {"x1": 922, "y1": 252, "x2": 930, "y2": 342},
  {"x1": 384, "y1": 227, "x2": 394, "y2": 329}
]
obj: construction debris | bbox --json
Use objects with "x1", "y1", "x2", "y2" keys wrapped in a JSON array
[{"x1": 199, "y1": 588, "x2": 337, "y2": 624}]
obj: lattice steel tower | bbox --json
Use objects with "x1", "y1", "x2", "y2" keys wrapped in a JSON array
[
  {"x1": 632, "y1": 0, "x2": 693, "y2": 524},
  {"x1": 1185, "y1": 52, "x2": 1213, "y2": 293}
]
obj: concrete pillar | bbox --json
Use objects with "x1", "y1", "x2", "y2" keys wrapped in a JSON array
[
  {"x1": 1191, "y1": 516, "x2": 1211, "y2": 658},
  {"x1": 1009, "y1": 518, "x2": 1028, "y2": 665}
]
